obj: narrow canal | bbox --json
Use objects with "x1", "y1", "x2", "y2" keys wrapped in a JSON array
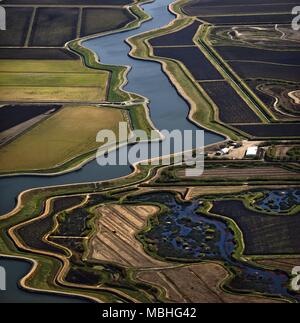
[{"x1": 0, "y1": 0, "x2": 222, "y2": 303}]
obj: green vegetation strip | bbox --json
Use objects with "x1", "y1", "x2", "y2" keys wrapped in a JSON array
[
  {"x1": 197, "y1": 25, "x2": 274, "y2": 123},
  {"x1": 128, "y1": 14, "x2": 244, "y2": 140}
]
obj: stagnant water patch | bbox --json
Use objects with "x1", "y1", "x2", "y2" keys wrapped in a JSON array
[
  {"x1": 256, "y1": 189, "x2": 300, "y2": 213},
  {"x1": 127, "y1": 192, "x2": 300, "y2": 302},
  {"x1": 0, "y1": 0, "x2": 222, "y2": 303}
]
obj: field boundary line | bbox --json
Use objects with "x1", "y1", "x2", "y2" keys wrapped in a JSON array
[
  {"x1": 76, "y1": 7, "x2": 83, "y2": 39},
  {"x1": 24, "y1": 6, "x2": 36, "y2": 48}
]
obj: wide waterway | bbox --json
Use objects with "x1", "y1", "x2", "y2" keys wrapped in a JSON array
[
  {"x1": 0, "y1": 0, "x2": 222, "y2": 303},
  {"x1": 0, "y1": 0, "x2": 221, "y2": 217}
]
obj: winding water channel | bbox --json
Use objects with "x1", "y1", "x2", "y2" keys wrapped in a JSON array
[
  {"x1": 130, "y1": 192, "x2": 300, "y2": 303},
  {"x1": 0, "y1": 0, "x2": 222, "y2": 303},
  {"x1": 0, "y1": 0, "x2": 294, "y2": 303},
  {"x1": 0, "y1": 0, "x2": 221, "y2": 217}
]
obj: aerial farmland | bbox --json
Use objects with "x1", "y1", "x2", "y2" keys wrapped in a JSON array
[{"x1": 0, "y1": 0, "x2": 299, "y2": 309}]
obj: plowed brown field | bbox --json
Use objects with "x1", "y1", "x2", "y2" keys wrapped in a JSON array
[
  {"x1": 89, "y1": 205, "x2": 169, "y2": 268},
  {"x1": 137, "y1": 263, "x2": 284, "y2": 303}
]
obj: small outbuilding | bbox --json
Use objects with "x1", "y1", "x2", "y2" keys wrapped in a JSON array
[
  {"x1": 221, "y1": 147, "x2": 230, "y2": 155},
  {"x1": 245, "y1": 146, "x2": 258, "y2": 158}
]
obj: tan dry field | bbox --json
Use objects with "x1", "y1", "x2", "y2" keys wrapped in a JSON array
[
  {"x1": 273, "y1": 146, "x2": 292, "y2": 158},
  {"x1": 0, "y1": 105, "x2": 126, "y2": 172},
  {"x1": 185, "y1": 185, "x2": 300, "y2": 199},
  {"x1": 255, "y1": 258, "x2": 300, "y2": 273},
  {"x1": 137, "y1": 263, "x2": 284, "y2": 303},
  {"x1": 89, "y1": 204, "x2": 169, "y2": 268},
  {"x1": 272, "y1": 145, "x2": 300, "y2": 159},
  {"x1": 124, "y1": 187, "x2": 187, "y2": 198},
  {"x1": 177, "y1": 166, "x2": 300, "y2": 180},
  {"x1": 186, "y1": 186, "x2": 254, "y2": 199},
  {"x1": 0, "y1": 86, "x2": 105, "y2": 103}
]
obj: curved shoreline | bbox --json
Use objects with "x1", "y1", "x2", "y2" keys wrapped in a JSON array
[
  {"x1": 0, "y1": 0, "x2": 225, "y2": 218},
  {"x1": 1, "y1": 0, "x2": 227, "y2": 303},
  {"x1": 126, "y1": 1, "x2": 240, "y2": 140},
  {"x1": 0, "y1": 0, "x2": 155, "y2": 177},
  {"x1": 0, "y1": 0, "x2": 231, "y2": 178},
  {"x1": 5, "y1": 184, "x2": 296, "y2": 303}
]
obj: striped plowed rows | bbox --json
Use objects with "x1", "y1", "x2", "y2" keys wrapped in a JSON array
[
  {"x1": 137, "y1": 263, "x2": 283, "y2": 303},
  {"x1": 177, "y1": 167, "x2": 300, "y2": 179},
  {"x1": 89, "y1": 205, "x2": 168, "y2": 268}
]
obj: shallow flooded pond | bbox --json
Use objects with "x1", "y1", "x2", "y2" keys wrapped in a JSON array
[
  {"x1": 129, "y1": 191, "x2": 300, "y2": 302},
  {"x1": 257, "y1": 189, "x2": 300, "y2": 213}
]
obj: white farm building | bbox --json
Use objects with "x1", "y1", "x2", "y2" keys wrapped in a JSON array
[{"x1": 245, "y1": 146, "x2": 258, "y2": 158}]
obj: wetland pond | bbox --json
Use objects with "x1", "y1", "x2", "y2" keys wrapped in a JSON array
[
  {"x1": 129, "y1": 192, "x2": 300, "y2": 302},
  {"x1": 0, "y1": 0, "x2": 222, "y2": 303},
  {"x1": 256, "y1": 189, "x2": 300, "y2": 213}
]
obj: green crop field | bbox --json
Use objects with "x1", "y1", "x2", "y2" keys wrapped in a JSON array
[
  {"x1": 0, "y1": 106, "x2": 126, "y2": 172},
  {"x1": 0, "y1": 60, "x2": 109, "y2": 102}
]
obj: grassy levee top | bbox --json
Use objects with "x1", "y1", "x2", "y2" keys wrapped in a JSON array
[{"x1": 128, "y1": 15, "x2": 242, "y2": 141}]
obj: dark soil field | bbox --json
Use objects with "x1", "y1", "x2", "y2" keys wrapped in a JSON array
[
  {"x1": 182, "y1": 0, "x2": 297, "y2": 16},
  {"x1": 2, "y1": 0, "x2": 133, "y2": 4},
  {"x1": 0, "y1": 104, "x2": 61, "y2": 132},
  {"x1": 17, "y1": 216, "x2": 67, "y2": 256},
  {"x1": 229, "y1": 61, "x2": 300, "y2": 83},
  {"x1": 215, "y1": 46, "x2": 300, "y2": 66},
  {"x1": 154, "y1": 46, "x2": 224, "y2": 81},
  {"x1": 183, "y1": 0, "x2": 298, "y2": 7},
  {"x1": 16, "y1": 196, "x2": 84, "y2": 256},
  {"x1": 177, "y1": 166, "x2": 299, "y2": 180},
  {"x1": 1, "y1": 4, "x2": 136, "y2": 59},
  {"x1": 50, "y1": 237, "x2": 84, "y2": 256},
  {"x1": 80, "y1": 7, "x2": 134, "y2": 37},
  {"x1": 54, "y1": 206, "x2": 91, "y2": 237},
  {"x1": 65, "y1": 267, "x2": 101, "y2": 286},
  {"x1": 149, "y1": 21, "x2": 200, "y2": 47},
  {"x1": 200, "y1": 81, "x2": 262, "y2": 123},
  {"x1": 51, "y1": 196, "x2": 84, "y2": 214},
  {"x1": 0, "y1": 48, "x2": 78, "y2": 59},
  {"x1": 245, "y1": 80, "x2": 278, "y2": 115},
  {"x1": 234, "y1": 123, "x2": 300, "y2": 138},
  {"x1": 183, "y1": 4, "x2": 295, "y2": 16},
  {"x1": 198, "y1": 14, "x2": 294, "y2": 25},
  {"x1": 0, "y1": 7, "x2": 33, "y2": 47},
  {"x1": 29, "y1": 8, "x2": 79, "y2": 47},
  {"x1": 211, "y1": 199, "x2": 300, "y2": 255}
]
